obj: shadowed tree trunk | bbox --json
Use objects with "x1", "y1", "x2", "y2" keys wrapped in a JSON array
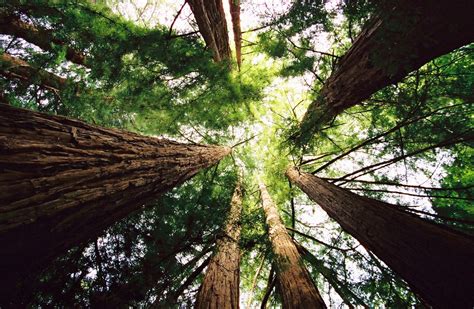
[
  {"x1": 1, "y1": 53, "x2": 69, "y2": 91},
  {"x1": 0, "y1": 103, "x2": 230, "y2": 302},
  {"x1": 187, "y1": 0, "x2": 231, "y2": 62},
  {"x1": 297, "y1": 0, "x2": 474, "y2": 143},
  {"x1": 195, "y1": 181, "x2": 242, "y2": 309},
  {"x1": 258, "y1": 180, "x2": 326, "y2": 308},
  {"x1": 286, "y1": 167, "x2": 474, "y2": 307},
  {"x1": 0, "y1": 14, "x2": 87, "y2": 66}
]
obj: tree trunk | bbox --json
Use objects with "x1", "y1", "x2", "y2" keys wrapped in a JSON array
[
  {"x1": 1, "y1": 53, "x2": 69, "y2": 91},
  {"x1": 297, "y1": 0, "x2": 474, "y2": 142},
  {"x1": 187, "y1": 0, "x2": 231, "y2": 63},
  {"x1": 0, "y1": 14, "x2": 87, "y2": 66},
  {"x1": 228, "y1": 0, "x2": 241, "y2": 69},
  {"x1": 286, "y1": 167, "x2": 474, "y2": 308},
  {"x1": 195, "y1": 181, "x2": 242, "y2": 309},
  {"x1": 258, "y1": 180, "x2": 326, "y2": 308},
  {"x1": 0, "y1": 103, "x2": 230, "y2": 302}
]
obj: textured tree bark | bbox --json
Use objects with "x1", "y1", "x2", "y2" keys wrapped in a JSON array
[
  {"x1": 286, "y1": 167, "x2": 474, "y2": 308},
  {"x1": 0, "y1": 103, "x2": 230, "y2": 302},
  {"x1": 228, "y1": 0, "x2": 241, "y2": 69},
  {"x1": 187, "y1": 0, "x2": 231, "y2": 63},
  {"x1": 195, "y1": 181, "x2": 242, "y2": 309},
  {"x1": 297, "y1": 0, "x2": 474, "y2": 142},
  {"x1": 259, "y1": 180, "x2": 326, "y2": 308},
  {"x1": 0, "y1": 53, "x2": 69, "y2": 91},
  {"x1": 0, "y1": 14, "x2": 87, "y2": 66}
]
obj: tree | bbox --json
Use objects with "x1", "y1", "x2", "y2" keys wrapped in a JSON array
[
  {"x1": 187, "y1": 0, "x2": 231, "y2": 62},
  {"x1": 228, "y1": 0, "x2": 242, "y2": 69},
  {"x1": 258, "y1": 180, "x2": 326, "y2": 308},
  {"x1": 1, "y1": 52, "x2": 69, "y2": 92},
  {"x1": 0, "y1": 103, "x2": 230, "y2": 301},
  {"x1": 0, "y1": 13, "x2": 87, "y2": 66},
  {"x1": 296, "y1": 0, "x2": 474, "y2": 143},
  {"x1": 286, "y1": 167, "x2": 474, "y2": 307},
  {"x1": 2, "y1": 0, "x2": 474, "y2": 306},
  {"x1": 195, "y1": 180, "x2": 242, "y2": 308}
]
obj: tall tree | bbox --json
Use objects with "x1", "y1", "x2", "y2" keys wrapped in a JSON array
[
  {"x1": 258, "y1": 180, "x2": 326, "y2": 308},
  {"x1": 296, "y1": 0, "x2": 474, "y2": 143},
  {"x1": 0, "y1": 103, "x2": 230, "y2": 301},
  {"x1": 286, "y1": 167, "x2": 474, "y2": 307},
  {"x1": 195, "y1": 180, "x2": 242, "y2": 308},
  {"x1": 228, "y1": 0, "x2": 242, "y2": 69},
  {"x1": 187, "y1": 0, "x2": 231, "y2": 62}
]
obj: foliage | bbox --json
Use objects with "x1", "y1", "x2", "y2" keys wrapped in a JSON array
[{"x1": 1, "y1": 0, "x2": 473, "y2": 307}]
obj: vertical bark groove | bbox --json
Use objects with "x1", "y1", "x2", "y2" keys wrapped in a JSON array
[
  {"x1": 286, "y1": 166, "x2": 474, "y2": 307},
  {"x1": 259, "y1": 180, "x2": 326, "y2": 308}
]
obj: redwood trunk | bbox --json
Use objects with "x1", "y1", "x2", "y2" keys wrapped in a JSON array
[
  {"x1": 187, "y1": 0, "x2": 231, "y2": 62},
  {"x1": 0, "y1": 104, "x2": 230, "y2": 300},
  {"x1": 286, "y1": 167, "x2": 474, "y2": 307},
  {"x1": 195, "y1": 181, "x2": 242, "y2": 308},
  {"x1": 0, "y1": 14, "x2": 86, "y2": 66},
  {"x1": 298, "y1": 0, "x2": 474, "y2": 141},
  {"x1": 228, "y1": 0, "x2": 241, "y2": 69},
  {"x1": 1, "y1": 53, "x2": 68, "y2": 91},
  {"x1": 259, "y1": 180, "x2": 326, "y2": 308}
]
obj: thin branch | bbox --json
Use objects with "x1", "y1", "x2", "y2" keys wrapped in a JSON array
[
  {"x1": 347, "y1": 187, "x2": 474, "y2": 201},
  {"x1": 403, "y1": 207, "x2": 474, "y2": 226},
  {"x1": 168, "y1": 0, "x2": 188, "y2": 37},
  {"x1": 336, "y1": 178, "x2": 473, "y2": 192},
  {"x1": 335, "y1": 131, "x2": 474, "y2": 184},
  {"x1": 287, "y1": 227, "x2": 359, "y2": 252},
  {"x1": 312, "y1": 102, "x2": 471, "y2": 174},
  {"x1": 231, "y1": 133, "x2": 260, "y2": 148}
]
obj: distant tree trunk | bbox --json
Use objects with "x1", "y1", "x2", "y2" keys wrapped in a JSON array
[
  {"x1": 286, "y1": 167, "x2": 474, "y2": 307},
  {"x1": 0, "y1": 103, "x2": 230, "y2": 302},
  {"x1": 187, "y1": 0, "x2": 231, "y2": 63},
  {"x1": 195, "y1": 181, "x2": 242, "y2": 309},
  {"x1": 297, "y1": 0, "x2": 474, "y2": 142},
  {"x1": 1, "y1": 53, "x2": 69, "y2": 91},
  {"x1": 0, "y1": 14, "x2": 87, "y2": 66},
  {"x1": 258, "y1": 180, "x2": 326, "y2": 308},
  {"x1": 228, "y1": 0, "x2": 241, "y2": 69}
]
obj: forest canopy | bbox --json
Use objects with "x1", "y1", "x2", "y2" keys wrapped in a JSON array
[{"x1": 0, "y1": 0, "x2": 473, "y2": 307}]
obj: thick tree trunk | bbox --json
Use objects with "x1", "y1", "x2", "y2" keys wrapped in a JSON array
[
  {"x1": 187, "y1": 0, "x2": 231, "y2": 63},
  {"x1": 228, "y1": 0, "x2": 241, "y2": 69},
  {"x1": 0, "y1": 14, "x2": 87, "y2": 66},
  {"x1": 1, "y1": 53, "x2": 69, "y2": 91},
  {"x1": 297, "y1": 0, "x2": 474, "y2": 142},
  {"x1": 195, "y1": 181, "x2": 242, "y2": 309},
  {"x1": 286, "y1": 167, "x2": 474, "y2": 308},
  {"x1": 0, "y1": 103, "x2": 230, "y2": 302},
  {"x1": 258, "y1": 180, "x2": 326, "y2": 308}
]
